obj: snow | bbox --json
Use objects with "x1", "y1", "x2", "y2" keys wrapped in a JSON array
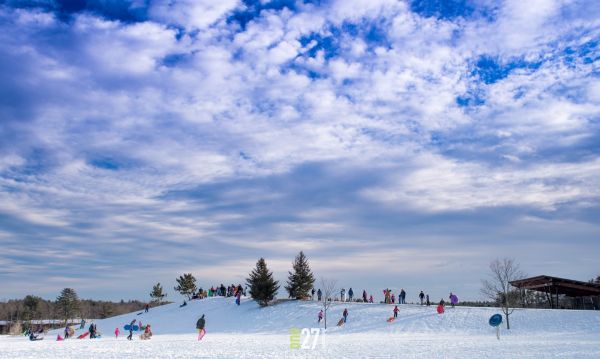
[{"x1": 2, "y1": 297, "x2": 600, "y2": 358}]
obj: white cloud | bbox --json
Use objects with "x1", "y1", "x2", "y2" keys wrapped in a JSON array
[{"x1": 149, "y1": 0, "x2": 240, "y2": 30}]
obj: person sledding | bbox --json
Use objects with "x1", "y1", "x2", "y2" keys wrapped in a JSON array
[
  {"x1": 140, "y1": 324, "x2": 152, "y2": 340},
  {"x1": 196, "y1": 314, "x2": 206, "y2": 341},
  {"x1": 437, "y1": 299, "x2": 445, "y2": 314},
  {"x1": 29, "y1": 331, "x2": 42, "y2": 341}
]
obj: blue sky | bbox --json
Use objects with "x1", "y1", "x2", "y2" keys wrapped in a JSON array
[{"x1": 0, "y1": 0, "x2": 599, "y2": 302}]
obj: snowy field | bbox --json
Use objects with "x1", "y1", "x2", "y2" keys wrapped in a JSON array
[{"x1": 2, "y1": 297, "x2": 600, "y2": 358}]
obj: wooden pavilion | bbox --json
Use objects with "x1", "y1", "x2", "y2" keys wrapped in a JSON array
[{"x1": 510, "y1": 275, "x2": 600, "y2": 309}]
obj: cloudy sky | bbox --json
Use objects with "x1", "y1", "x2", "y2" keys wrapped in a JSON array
[{"x1": 0, "y1": 0, "x2": 599, "y2": 302}]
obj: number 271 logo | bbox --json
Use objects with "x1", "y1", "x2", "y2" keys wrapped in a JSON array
[{"x1": 289, "y1": 327, "x2": 322, "y2": 350}]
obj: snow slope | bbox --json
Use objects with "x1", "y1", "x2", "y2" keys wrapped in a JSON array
[
  {"x1": 70, "y1": 296, "x2": 600, "y2": 336},
  {"x1": 2, "y1": 297, "x2": 600, "y2": 358}
]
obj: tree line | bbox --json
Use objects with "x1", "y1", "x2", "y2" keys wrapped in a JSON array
[{"x1": 0, "y1": 288, "x2": 159, "y2": 333}]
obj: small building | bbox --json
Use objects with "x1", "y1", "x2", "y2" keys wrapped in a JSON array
[{"x1": 510, "y1": 275, "x2": 600, "y2": 310}]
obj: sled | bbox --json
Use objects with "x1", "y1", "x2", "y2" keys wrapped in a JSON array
[
  {"x1": 137, "y1": 312, "x2": 144, "y2": 315},
  {"x1": 437, "y1": 305, "x2": 445, "y2": 314},
  {"x1": 124, "y1": 324, "x2": 140, "y2": 331},
  {"x1": 337, "y1": 318, "x2": 345, "y2": 326},
  {"x1": 387, "y1": 317, "x2": 396, "y2": 323},
  {"x1": 77, "y1": 332, "x2": 89, "y2": 339},
  {"x1": 57, "y1": 335, "x2": 64, "y2": 341}
]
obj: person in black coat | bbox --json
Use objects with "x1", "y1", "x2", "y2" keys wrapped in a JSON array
[{"x1": 196, "y1": 314, "x2": 206, "y2": 341}]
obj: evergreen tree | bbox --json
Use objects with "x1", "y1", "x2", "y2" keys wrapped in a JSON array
[
  {"x1": 22, "y1": 295, "x2": 41, "y2": 321},
  {"x1": 56, "y1": 288, "x2": 80, "y2": 323},
  {"x1": 174, "y1": 274, "x2": 197, "y2": 300},
  {"x1": 246, "y1": 258, "x2": 280, "y2": 306},
  {"x1": 285, "y1": 251, "x2": 316, "y2": 299},
  {"x1": 150, "y1": 282, "x2": 167, "y2": 304}
]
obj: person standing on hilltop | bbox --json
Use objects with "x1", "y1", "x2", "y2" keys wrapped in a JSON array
[
  {"x1": 400, "y1": 288, "x2": 406, "y2": 304},
  {"x1": 362, "y1": 290, "x2": 367, "y2": 302},
  {"x1": 235, "y1": 290, "x2": 241, "y2": 306},
  {"x1": 419, "y1": 291, "x2": 425, "y2": 305},
  {"x1": 317, "y1": 288, "x2": 322, "y2": 301},
  {"x1": 196, "y1": 314, "x2": 206, "y2": 341},
  {"x1": 348, "y1": 288, "x2": 354, "y2": 302}
]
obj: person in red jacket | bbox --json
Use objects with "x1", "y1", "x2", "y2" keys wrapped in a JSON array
[{"x1": 393, "y1": 305, "x2": 399, "y2": 318}]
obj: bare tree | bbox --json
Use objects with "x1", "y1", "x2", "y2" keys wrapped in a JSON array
[
  {"x1": 320, "y1": 278, "x2": 337, "y2": 330},
  {"x1": 481, "y1": 258, "x2": 525, "y2": 329}
]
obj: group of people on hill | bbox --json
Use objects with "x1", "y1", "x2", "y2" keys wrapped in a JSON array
[
  {"x1": 311, "y1": 287, "x2": 458, "y2": 307},
  {"x1": 191, "y1": 284, "x2": 246, "y2": 300},
  {"x1": 212, "y1": 283, "x2": 244, "y2": 298},
  {"x1": 384, "y1": 288, "x2": 419, "y2": 304},
  {"x1": 119, "y1": 318, "x2": 152, "y2": 340},
  {"x1": 316, "y1": 308, "x2": 350, "y2": 325}
]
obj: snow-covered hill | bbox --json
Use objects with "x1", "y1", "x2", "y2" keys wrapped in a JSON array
[
  {"x1": 3, "y1": 297, "x2": 600, "y2": 358},
  {"x1": 79, "y1": 296, "x2": 600, "y2": 336}
]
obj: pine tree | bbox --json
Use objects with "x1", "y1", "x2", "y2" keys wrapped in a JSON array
[
  {"x1": 285, "y1": 251, "x2": 316, "y2": 299},
  {"x1": 246, "y1": 258, "x2": 280, "y2": 306},
  {"x1": 22, "y1": 295, "x2": 41, "y2": 321},
  {"x1": 174, "y1": 274, "x2": 197, "y2": 300},
  {"x1": 56, "y1": 288, "x2": 80, "y2": 323},
  {"x1": 150, "y1": 282, "x2": 167, "y2": 304}
]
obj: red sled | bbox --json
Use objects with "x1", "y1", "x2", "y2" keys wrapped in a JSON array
[
  {"x1": 78, "y1": 332, "x2": 89, "y2": 339},
  {"x1": 387, "y1": 317, "x2": 396, "y2": 323},
  {"x1": 437, "y1": 305, "x2": 445, "y2": 314}
]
